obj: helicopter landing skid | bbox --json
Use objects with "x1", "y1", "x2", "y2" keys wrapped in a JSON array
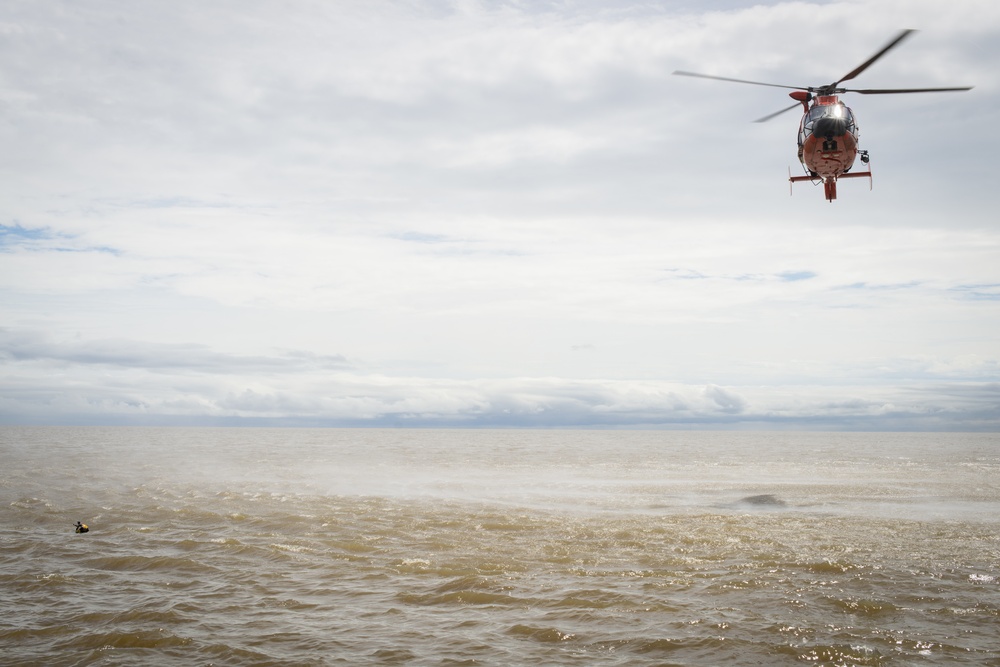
[{"x1": 788, "y1": 168, "x2": 872, "y2": 202}]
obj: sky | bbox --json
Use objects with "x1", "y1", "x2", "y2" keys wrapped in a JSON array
[{"x1": 2, "y1": 0, "x2": 998, "y2": 429}]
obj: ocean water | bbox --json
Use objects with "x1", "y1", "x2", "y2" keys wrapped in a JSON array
[{"x1": 2, "y1": 428, "x2": 999, "y2": 666}]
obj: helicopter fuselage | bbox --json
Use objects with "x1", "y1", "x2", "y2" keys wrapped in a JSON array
[{"x1": 797, "y1": 95, "x2": 859, "y2": 178}]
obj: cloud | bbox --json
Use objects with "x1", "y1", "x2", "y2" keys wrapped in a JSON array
[
  {"x1": 704, "y1": 384, "x2": 747, "y2": 414},
  {"x1": 1, "y1": 1, "x2": 999, "y2": 429},
  {"x1": 0, "y1": 329, "x2": 349, "y2": 374},
  {"x1": 2, "y1": 329, "x2": 997, "y2": 429}
]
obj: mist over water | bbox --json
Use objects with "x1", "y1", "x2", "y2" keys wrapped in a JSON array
[{"x1": 3, "y1": 428, "x2": 999, "y2": 665}]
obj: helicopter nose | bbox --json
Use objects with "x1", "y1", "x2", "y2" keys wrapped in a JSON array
[{"x1": 812, "y1": 117, "x2": 847, "y2": 139}]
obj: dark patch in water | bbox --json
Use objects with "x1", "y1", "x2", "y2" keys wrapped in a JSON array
[{"x1": 739, "y1": 494, "x2": 786, "y2": 507}]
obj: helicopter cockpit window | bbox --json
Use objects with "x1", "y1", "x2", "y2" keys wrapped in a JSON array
[
  {"x1": 803, "y1": 107, "x2": 822, "y2": 134},
  {"x1": 832, "y1": 104, "x2": 855, "y2": 129},
  {"x1": 803, "y1": 104, "x2": 855, "y2": 134}
]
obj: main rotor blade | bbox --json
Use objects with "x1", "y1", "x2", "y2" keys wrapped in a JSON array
[
  {"x1": 835, "y1": 28, "x2": 915, "y2": 86},
  {"x1": 753, "y1": 103, "x2": 802, "y2": 123},
  {"x1": 673, "y1": 70, "x2": 807, "y2": 91},
  {"x1": 846, "y1": 86, "x2": 974, "y2": 94}
]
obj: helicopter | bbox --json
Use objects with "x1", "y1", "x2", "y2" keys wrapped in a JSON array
[{"x1": 674, "y1": 29, "x2": 973, "y2": 201}]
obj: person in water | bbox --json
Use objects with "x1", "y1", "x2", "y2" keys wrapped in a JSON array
[{"x1": 75, "y1": 521, "x2": 89, "y2": 533}]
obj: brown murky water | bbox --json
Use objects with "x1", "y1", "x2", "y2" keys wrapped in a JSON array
[{"x1": 3, "y1": 427, "x2": 999, "y2": 665}]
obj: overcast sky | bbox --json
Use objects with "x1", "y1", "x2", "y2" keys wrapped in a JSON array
[{"x1": 2, "y1": 0, "x2": 998, "y2": 429}]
